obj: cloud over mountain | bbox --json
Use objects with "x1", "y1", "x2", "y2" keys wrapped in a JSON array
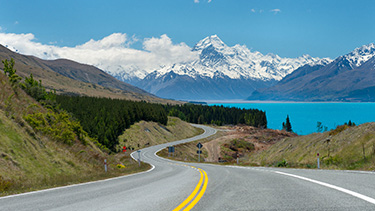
[{"x1": 0, "y1": 32, "x2": 198, "y2": 76}]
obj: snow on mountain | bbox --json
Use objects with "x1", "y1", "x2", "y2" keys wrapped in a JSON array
[
  {"x1": 150, "y1": 35, "x2": 331, "y2": 81},
  {"x1": 341, "y1": 43, "x2": 375, "y2": 68},
  {"x1": 247, "y1": 43, "x2": 375, "y2": 102}
]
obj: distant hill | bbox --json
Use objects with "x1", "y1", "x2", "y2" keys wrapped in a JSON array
[
  {"x1": 248, "y1": 43, "x2": 375, "y2": 102},
  {"x1": 0, "y1": 44, "x2": 177, "y2": 104}
]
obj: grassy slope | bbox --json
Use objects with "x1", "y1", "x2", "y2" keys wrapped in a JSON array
[
  {"x1": 157, "y1": 124, "x2": 375, "y2": 171},
  {"x1": 117, "y1": 117, "x2": 204, "y2": 151},
  {"x1": 157, "y1": 126, "x2": 294, "y2": 164},
  {"x1": 157, "y1": 131, "x2": 225, "y2": 163},
  {"x1": 0, "y1": 45, "x2": 180, "y2": 105},
  {"x1": 249, "y1": 123, "x2": 375, "y2": 170},
  {"x1": 0, "y1": 73, "x2": 150, "y2": 196}
]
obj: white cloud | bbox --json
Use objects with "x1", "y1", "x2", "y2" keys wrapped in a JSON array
[
  {"x1": 0, "y1": 32, "x2": 199, "y2": 78},
  {"x1": 0, "y1": 26, "x2": 2, "y2": 31},
  {"x1": 194, "y1": 0, "x2": 212, "y2": 3},
  {"x1": 270, "y1": 9, "x2": 281, "y2": 14},
  {"x1": 14, "y1": 21, "x2": 19, "y2": 25},
  {"x1": 251, "y1": 9, "x2": 256, "y2": 13}
]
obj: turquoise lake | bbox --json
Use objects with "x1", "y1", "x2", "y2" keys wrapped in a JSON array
[{"x1": 208, "y1": 102, "x2": 375, "y2": 135}]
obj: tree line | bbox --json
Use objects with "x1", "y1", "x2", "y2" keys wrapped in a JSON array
[
  {"x1": 2, "y1": 58, "x2": 268, "y2": 152},
  {"x1": 56, "y1": 95, "x2": 168, "y2": 151},
  {"x1": 165, "y1": 103, "x2": 267, "y2": 128},
  {"x1": 56, "y1": 95, "x2": 267, "y2": 152}
]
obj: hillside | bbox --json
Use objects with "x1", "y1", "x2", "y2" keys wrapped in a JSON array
[
  {"x1": 117, "y1": 117, "x2": 204, "y2": 151},
  {"x1": 0, "y1": 71, "x2": 150, "y2": 196},
  {"x1": 249, "y1": 123, "x2": 375, "y2": 170},
  {"x1": 0, "y1": 44, "x2": 178, "y2": 104},
  {"x1": 158, "y1": 123, "x2": 375, "y2": 171},
  {"x1": 157, "y1": 126, "x2": 295, "y2": 163}
]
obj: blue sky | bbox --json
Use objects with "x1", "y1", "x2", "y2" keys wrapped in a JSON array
[{"x1": 0, "y1": 0, "x2": 374, "y2": 58}]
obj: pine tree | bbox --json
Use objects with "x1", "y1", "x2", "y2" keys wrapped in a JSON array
[{"x1": 282, "y1": 115, "x2": 292, "y2": 132}]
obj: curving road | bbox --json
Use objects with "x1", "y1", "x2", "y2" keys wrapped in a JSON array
[{"x1": 1, "y1": 125, "x2": 375, "y2": 210}]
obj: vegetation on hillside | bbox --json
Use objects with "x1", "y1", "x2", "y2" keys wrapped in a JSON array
[
  {"x1": 56, "y1": 95, "x2": 267, "y2": 152},
  {"x1": 117, "y1": 117, "x2": 204, "y2": 151},
  {"x1": 0, "y1": 59, "x2": 151, "y2": 195},
  {"x1": 56, "y1": 95, "x2": 168, "y2": 151},
  {"x1": 250, "y1": 122, "x2": 375, "y2": 170}
]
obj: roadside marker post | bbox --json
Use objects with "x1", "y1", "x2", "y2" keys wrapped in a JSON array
[
  {"x1": 137, "y1": 150, "x2": 141, "y2": 167},
  {"x1": 317, "y1": 153, "x2": 320, "y2": 169},
  {"x1": 104, "y1": 159, "x2": 107, "y2": 172},
  {"x1": 168, "y1": 146, "x2": 175, "y2": 157},
  {"x1": 237, "y1": 153, "x2": 239, "y2": 165},
  {"x1": 197, "y1": 143, "x2": 203, "y2": 162}
]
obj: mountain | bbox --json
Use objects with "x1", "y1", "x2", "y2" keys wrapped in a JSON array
[
  {"x1": 107, "y1": 35, "x2": 328, "y2": 100},
  {"x1": 248, "y1": 43, "x2": 375, "y2": 102},
  {"x1": 0, "y1": 44, "x2": 177, "y2": 104}
]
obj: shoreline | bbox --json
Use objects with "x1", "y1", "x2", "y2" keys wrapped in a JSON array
[{"x1": 203, "y1": 100, "x2": 375, "y2": 104}]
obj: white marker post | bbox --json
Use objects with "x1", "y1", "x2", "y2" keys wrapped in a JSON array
[
  {"x1": 137, "y1": 150, "x2": 141, "y2": 167},
  {"x1": 104, "y1": 159, "x2": 107, "y2": 172},
  {"x1": 317, "y1": 153, "x2": 320, "y2": 169}
]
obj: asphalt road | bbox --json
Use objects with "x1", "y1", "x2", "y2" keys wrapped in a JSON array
[{"x1": 1, "y1": 125, "x2": 375, "y2": 210}]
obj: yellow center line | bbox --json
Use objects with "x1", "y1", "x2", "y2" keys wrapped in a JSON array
[
  {"x1": 183, "y1": 169, "x2": 208, "y2": 211},
  {"x1": 173, "y1": 168, "x2": 203, "y2": 211},
  {"x1": 173, "y1": 166, "x2": 208, "y2": 211}
]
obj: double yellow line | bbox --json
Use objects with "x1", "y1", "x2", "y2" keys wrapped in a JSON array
[{"x1": 173, "y1": 166, "x2": 208, "y2": 211}]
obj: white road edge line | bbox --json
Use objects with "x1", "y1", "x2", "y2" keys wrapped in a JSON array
[
  {"x1": 1, "y1": 124, "x2": 212, "y2": 200},
  {"x1": 274, "y1": 171, "x2": 375, "y2": 205},
  {"x1": 0, "y1": 156, "x2": 155, "y2": 200}
]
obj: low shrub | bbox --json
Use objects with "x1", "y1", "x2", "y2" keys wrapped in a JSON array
[
  {"x1": 116, "y1": 164, "x2": 126, "y2": 169},
  {"x1": 277, "y1": 159, "x2": 288, "y2": 167},
  {"x1": 0, "y1": 176, "x2": 13, "y2": 192}
]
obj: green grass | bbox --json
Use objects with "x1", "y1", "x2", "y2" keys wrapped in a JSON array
[
  {"x1": 248, "y1": 123, "x2": 375, "y2": 170},
  {"x1": 0, "y1": 73, "x2": 152, "y2": 196},
  {"x1": 157, "y1": 131, "x2": 225, "y2": 163},
  {"x1": 117, "y1": 117, "x2": 204, "y2": 151}
]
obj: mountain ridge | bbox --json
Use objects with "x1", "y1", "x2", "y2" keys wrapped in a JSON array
[
  {"x1": 248, "y1": 43, "x2": 375, "y2": 102},
  {"x1": 121, "y1": 35, "x2": 329, "y2": 100},
  {"x1": 0, "y1": 44, "x2": 178, "y2": 104}
]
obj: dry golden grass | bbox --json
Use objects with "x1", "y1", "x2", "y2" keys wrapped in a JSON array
[
  {"x1": 248, "y1": 123, "x2": 375, "y2": 170},
  {"x1": 117, "y1": 117, "x2": 204, "y2": 151},
  {"x1": 0, "y1": 74, "x2": 151, "y2": 196},
  {"x1": 0, "y1": 46, "x2": 181, "y2": 105}
]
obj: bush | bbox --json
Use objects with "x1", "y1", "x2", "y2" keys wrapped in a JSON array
[
  {"x1": 24, "y1": 110, "x2": 85, "y2": 145},
  {"x1": 329, "y1": 125, "x2": 349, "y2": 136},
  {"x1": 277, "y1": 159, "x2": 288, "y2": 167},
  {"x1": 0, "y1": 176, "x2": 13, "y2": 192},
  {"x1": 116, "y1": 164, "x2": 126, "y2": 169}
]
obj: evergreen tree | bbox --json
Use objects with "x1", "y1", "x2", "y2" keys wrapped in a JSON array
[
  {"x1": 2, "y1": 58, "x2": 21, "y2": 85},
  {"x1": 282, "y1": 115, "x2": 292, "y2": 132}
]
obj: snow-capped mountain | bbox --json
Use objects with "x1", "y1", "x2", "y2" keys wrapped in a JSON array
[
  {"x1": 248, "y1": 43, "x2": 375, "y2": 102},
  {"x1": 106, "y1": 35, "x2": 330, "y2": 100},
  {"x1": 149, "y1": 35, "x2": 328, "y2": 81},
  {"x1": 342, "y1": 43, "x2": 375, "y2": 68}
]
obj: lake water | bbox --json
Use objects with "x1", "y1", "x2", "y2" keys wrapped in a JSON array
[{"x1": 208, "y1": 102, "x2": 375, "y2": 135}]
